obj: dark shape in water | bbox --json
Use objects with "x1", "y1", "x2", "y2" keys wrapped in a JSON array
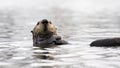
[{"x1": 90, "y1": 38, "x2": 120, "y2": 47}]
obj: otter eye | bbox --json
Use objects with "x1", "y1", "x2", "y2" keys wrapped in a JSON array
[{"x1": 49, "y1": 21, "x2": 52, "y2": 24}]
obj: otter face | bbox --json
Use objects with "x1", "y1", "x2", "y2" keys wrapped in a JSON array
[{"x1": 31, "y1": 19, "x2": 57, "y2": 38}]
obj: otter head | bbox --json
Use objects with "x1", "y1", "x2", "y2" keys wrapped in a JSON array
[{"x1": 31, "y1": 19, "x2": 57, "y2": 38}]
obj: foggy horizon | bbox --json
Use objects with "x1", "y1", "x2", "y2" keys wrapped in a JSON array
[{"x1": 0, "y1": 0, "x2": 120, "y2": 13}]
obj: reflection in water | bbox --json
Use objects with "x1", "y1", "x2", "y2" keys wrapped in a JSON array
[
  {"x1": 32, "y1": 47, "x2": 56, "y2": 68},
  {"x1": 0, "y1": 1, "x2": 120, "y2": 68},
  {"x1": 33, "y1": 46, "x2": 55, "y2": 60}
]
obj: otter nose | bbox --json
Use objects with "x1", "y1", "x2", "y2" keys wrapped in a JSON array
[{"x1": 41, "y1": 19, "x2": 48, "y2": 24}]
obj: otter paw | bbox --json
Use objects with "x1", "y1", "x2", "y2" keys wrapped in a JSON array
[{"x1": 55, "y1": 40, "x2": 68, "y2": 45}]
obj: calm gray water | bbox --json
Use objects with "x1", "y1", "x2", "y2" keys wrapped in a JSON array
[{"x1": 0, "y1": 0, "x2": 120, "y2": 68}]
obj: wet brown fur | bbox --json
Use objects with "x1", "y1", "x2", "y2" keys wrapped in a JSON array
[
  {"x1": 31, "y1": 19, "x2": 68, "y2": 47},
  {"x1": 32, "y1": 20, "x2": 57, "y2": 39}
]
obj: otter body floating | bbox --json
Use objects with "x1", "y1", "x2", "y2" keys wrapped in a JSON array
[
  {"x1": 31, "y1": 19, "x2": 68, "y2": 47},
  {"x1": 90, "y1": 38, "x2": 120, "y2": 47}
]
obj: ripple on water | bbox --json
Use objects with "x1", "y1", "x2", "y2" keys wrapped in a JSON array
[
  {"x1": 31, "y1": 61, "x2": 73, "y2": 67},
  {"x1": 11, "y1": 56, "x2": 26, "y2": 60}
]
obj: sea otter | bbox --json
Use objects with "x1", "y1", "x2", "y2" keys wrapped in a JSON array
[
  {"x1": 90, "y1": 38, "x2": 120, "y2": 47},
  {"x1": 31, "y1": 19, "x2": 68, "y2": 47}
]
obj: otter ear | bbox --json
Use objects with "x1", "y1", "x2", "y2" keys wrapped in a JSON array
[
  {"x1": 36, "y1": 22, "x2": 39, "y2": 25},
  {"x1": 31, "y1": 31, "x2": 33, "y2": 33}
]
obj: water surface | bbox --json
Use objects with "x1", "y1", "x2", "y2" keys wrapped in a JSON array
[{"x1": 0, "y1": 0, "x2": 120, "y2": 68}]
